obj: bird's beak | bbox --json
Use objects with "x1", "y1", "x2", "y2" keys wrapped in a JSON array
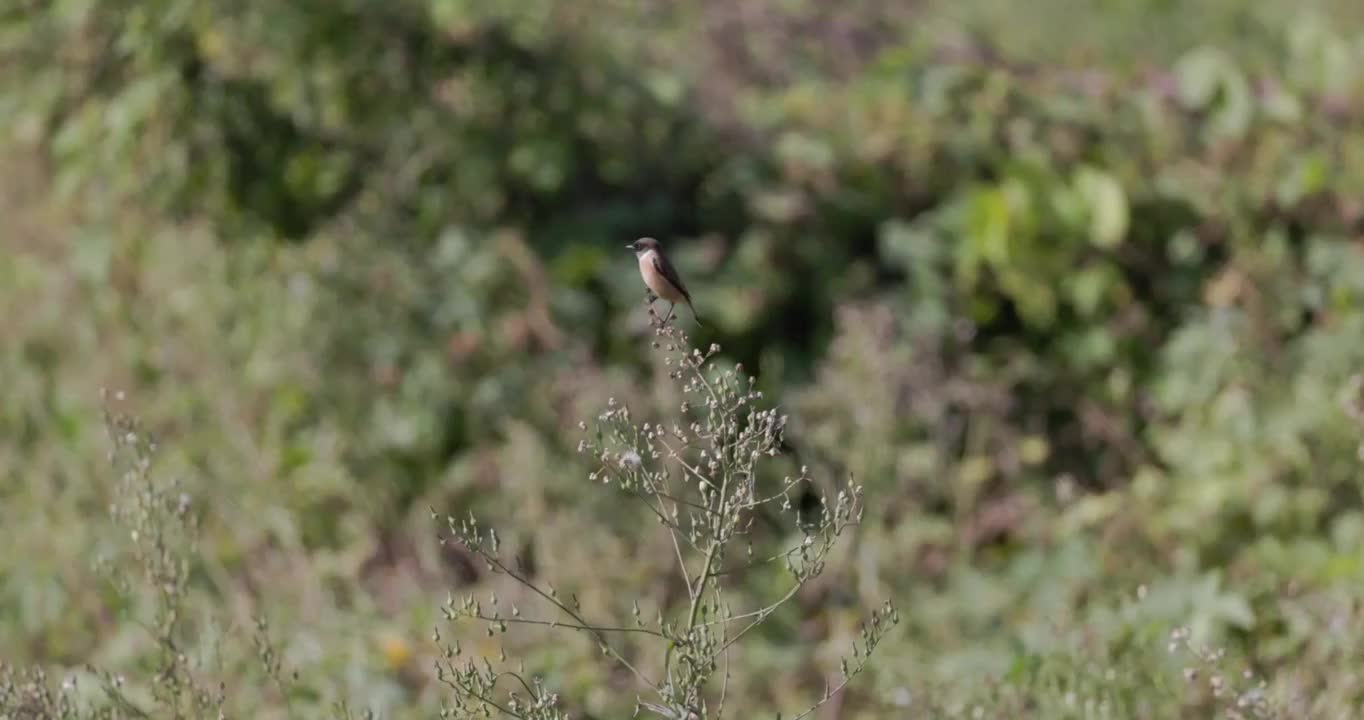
[{"x1": 624, "y1": 244, "x2": 635, "y2": 250}]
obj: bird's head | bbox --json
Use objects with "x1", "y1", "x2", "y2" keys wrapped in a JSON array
[{"x1": 626, "y1": 237, "x2": 661, "y2": 256}]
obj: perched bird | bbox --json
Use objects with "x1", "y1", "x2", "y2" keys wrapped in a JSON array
[{"x1": 627, "y1": 237, "x2": 705, "y2": 326}]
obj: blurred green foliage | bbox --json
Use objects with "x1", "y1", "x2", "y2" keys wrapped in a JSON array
[{"x1": 4, "y1": 0, "x2": 1364, "y2": 716}]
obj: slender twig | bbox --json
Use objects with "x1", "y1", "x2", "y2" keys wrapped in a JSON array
[
  {"x1": 706, "y1": 536, "x2": 837, "y2": 659},
  {"x1": 638, "y1": 467, "x2": 699, "y2": 601},
  {"x1": 707, "y1": 541, "x2": 808, "y2": 578},
  {"x1": 498, "y1": 670, "x2": 540, "y2": 698},
  {"x1": 789, "y1": 676, "x2": 859, "y2": 720},
  {"x1": 466, "y1": 612, "x2": 665, "y2": 637},
  {"x1": 476, "y1": 548, "x2": 658, "y2": 689},
  {"x1": 435, "y1": 661, "x2": 526, "y2": 719},
  {"x1": 664, "y1": 538, "x2": 720, "y2": 684},
  {"x1": 657, "y1": 438, "x2": 724, "y2": 494},
  {"x1": 716, "y1": 636, "x2": 731, "y2": 719}
]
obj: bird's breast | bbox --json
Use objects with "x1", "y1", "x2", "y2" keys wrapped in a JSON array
[{"x1": 638, "y1": 251, "x2": 683, "y2": 301}]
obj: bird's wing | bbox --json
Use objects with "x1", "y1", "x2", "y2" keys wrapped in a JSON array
[{"x1": 652, "y1": 253, "x2": 693, "y2": 302}]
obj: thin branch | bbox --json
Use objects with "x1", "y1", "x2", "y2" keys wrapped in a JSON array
[
  {"x1": 656, "y1": 438, "x2": 722, "y2": 496},
  {"x1": 707, "y1": 542, "x2": 805, "y2": 578},
  {"x1": 497, "y1": 669, "x2": 540, "y2": 698},
  {"x1": 789, "y1": 675, "x2": 859, "y2": 720},
  {"x1": 705, "y1": 538, "x2": 837, "y2": 660},
  {"x1": 639, "y1": 468, "x2": 698, "y2": 602},
  {"x1": 476, "y1": 547, "x2": 659, "y2": 689},
  {"x1": 435, "y1": 661, "x2": 527, "y2": 720},
  {"x1": 717, "y1": 638, "x2": 731, "y2": 719},
  {"x1": 664, "y1": 537, "x2": 720, "y2": 684},
  {"x1": 650, "y1": 487, "x2": 718, "y2": 515},
  {"x1": 467, "y1": 612, "x2": 665, "y2": 637},
  {"x1": 607, "y1": 458, "x2": 717, "y2": 518}
]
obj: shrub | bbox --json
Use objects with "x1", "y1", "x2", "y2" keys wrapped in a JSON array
[{"x1": 435, "y1": 310, "x2": 896, "y2": 718}]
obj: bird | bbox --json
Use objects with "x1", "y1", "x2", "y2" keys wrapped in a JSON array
[{"x1": 626, "y1": 237, "x2": 705, "y2": 326}]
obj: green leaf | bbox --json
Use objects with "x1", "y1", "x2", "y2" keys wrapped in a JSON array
[
  {"x1": 1175, "y1": 47, "x2": 1229, "y2": 109},
  {"x1": 957, "y1": 185, "x2": 1011, "y2": 286},
  {"x1": 1074, "y1": 167, "x2": 1128, "y2": 249},
  {"x1": 1175, "y1": 46, "x2": 1254, "y2": 138},
  {"x1": 1066, "y1": 265, "x2": 1113, "y2": 316}
]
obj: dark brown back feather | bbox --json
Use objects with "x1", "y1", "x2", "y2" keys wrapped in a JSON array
[{"x1": 652, "y1": 253, "x2": 692, "y2": 302}]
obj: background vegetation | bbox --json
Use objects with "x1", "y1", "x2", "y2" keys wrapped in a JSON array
[{"x1": 4, "y1": 0, "x2": 1364, "y2": 717}]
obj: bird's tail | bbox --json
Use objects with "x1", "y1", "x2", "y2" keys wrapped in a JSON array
[{"x1": 687, "y1": 301, "x2": 707, "y2": 328}]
